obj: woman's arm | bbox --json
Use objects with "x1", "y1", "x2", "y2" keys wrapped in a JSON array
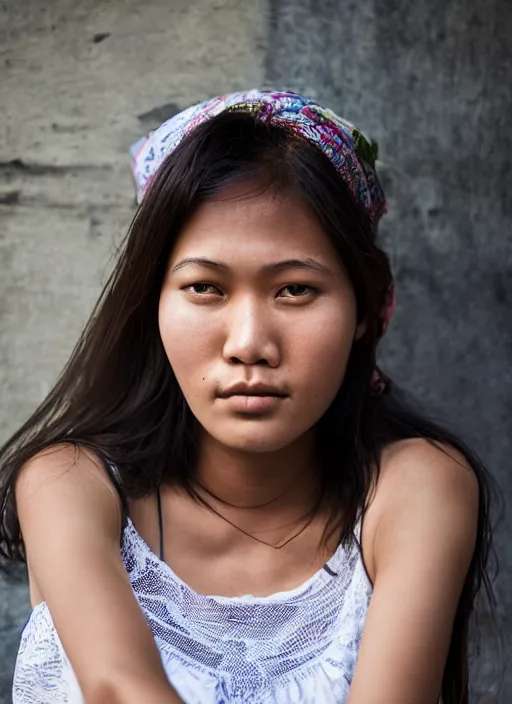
[
  {"x1": 347, "y1": 439, "x2": 479, "y2": 704},
  {"x1": 16, "y1": 444, "x2": 184, "y2": 704}
]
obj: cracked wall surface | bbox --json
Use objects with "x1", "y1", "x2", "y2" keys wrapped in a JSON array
[{"x1": 1, "y1": 0, "x2": 511, "y2": 701}]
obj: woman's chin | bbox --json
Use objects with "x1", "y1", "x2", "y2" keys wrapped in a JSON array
[{"x1": 204, "y1": 421, "x2": 305, "y2": 455}]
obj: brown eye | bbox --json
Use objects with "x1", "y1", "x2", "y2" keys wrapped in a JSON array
[
  {"x1": 186, "y1": 283, "x2": 221, "y2": 295},
  {"x1": 279, "y1": 285, "x2": 315, "y2": 298}
]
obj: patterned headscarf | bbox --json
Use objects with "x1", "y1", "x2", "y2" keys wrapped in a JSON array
[
  {"x1": 131, "y1": 89, "x2": 387, "y2": 231},
  {"x1": 130, "y1": 89, "x2": 395, "y2": 391}
]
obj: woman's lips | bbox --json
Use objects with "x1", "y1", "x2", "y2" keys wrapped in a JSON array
[{"x1": 219, "y1": 394, "x2": 285, "y2": 414}]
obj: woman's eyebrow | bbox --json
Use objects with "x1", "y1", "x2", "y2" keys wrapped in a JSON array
[
  {"x1": 171, "y1": 257, "x2": 334, "y2": 276},
  {"x1": 263, "y1": 258, "x2": 334, "y2": 277},
  {"x1": 171, "y1": 257, "x2": 225, "y2": 273}
]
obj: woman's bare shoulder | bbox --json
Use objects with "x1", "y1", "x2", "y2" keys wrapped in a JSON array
[
  {"x1": 16, "y1": 442, "x2": 117, "y2": 494},
  {"x1": 378, "y1": 437, "x2": 478, "y2": 509},
  {"x1": 16, "y1": 443, "x2": 122, "y2": 533},
  {"x1": 377, "y1": 437, "x2": 478, "y2": 573},
  {"x1": 362, "y1": 438, "x2": 479, "y2": 582}
]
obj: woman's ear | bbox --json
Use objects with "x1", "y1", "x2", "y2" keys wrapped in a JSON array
[{"x1": 354, "y1": 318, "x2": 367, "y2": 341}]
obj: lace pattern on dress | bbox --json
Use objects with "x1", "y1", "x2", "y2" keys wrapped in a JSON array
[{"x1": 13, "y1": 518, "x2": 372, "y2": 704}]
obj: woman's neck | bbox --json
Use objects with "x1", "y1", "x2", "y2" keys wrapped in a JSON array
[
  {"x1": 191, "y1": 430, "x2": 322, "y2": 535},
  {"x1": 157, "y1": 430, "x2": 334, "y2": 597}
]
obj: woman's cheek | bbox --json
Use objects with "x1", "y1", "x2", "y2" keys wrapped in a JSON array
[
  {"x1": 159, "y1": 294, "x2": 196, "y2": 344},
  {"x1": 159, "y1": 295, "x2": 217, "y2": 370},
  {"x1": 293, "y1": 306, "x2": 355, "y2": 362}
]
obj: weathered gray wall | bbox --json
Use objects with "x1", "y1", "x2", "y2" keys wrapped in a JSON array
[{"x1": 1, "y1": 0, "x2": 510, "y2": 701}]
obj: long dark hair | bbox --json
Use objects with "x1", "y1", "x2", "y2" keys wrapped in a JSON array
[{"x1": 0, "y1": 110, "x2": 497, "y2": 702}]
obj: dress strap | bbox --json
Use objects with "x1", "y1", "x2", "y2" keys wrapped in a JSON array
[
  {"x1": 353, "y1": 508, "x2": 373, "y2": 586},
  {"x1": 157, "y1": 486, "x2": 165, "y2": 561},
  {"x1": 104, "y1": 461, "x2": 128, "y2": 540}
]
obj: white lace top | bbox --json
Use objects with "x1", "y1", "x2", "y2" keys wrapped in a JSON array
[{"x1": 13, "y1": 517, "x2": 372, "y2": 704}]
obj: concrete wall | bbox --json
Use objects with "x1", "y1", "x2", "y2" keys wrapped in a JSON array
[{"x1": 1, "y1": 0, "x2": 510, "y2": 701}]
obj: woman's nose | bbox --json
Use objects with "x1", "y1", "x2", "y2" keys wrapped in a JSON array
[{"x1": 221, "y1": 298, "x2": 281, "y2": 367}]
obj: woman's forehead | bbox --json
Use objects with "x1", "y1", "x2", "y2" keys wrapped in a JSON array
[{"x1": 171, "y1": 186, "x2": 340, "y2": 268}]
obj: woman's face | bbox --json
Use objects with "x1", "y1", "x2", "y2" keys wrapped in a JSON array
[{"x1": 159, "y1": 183, "x2": 365, "y2": 454}]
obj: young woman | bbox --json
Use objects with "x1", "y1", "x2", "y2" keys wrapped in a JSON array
[{"x1": 1, "y1": 90, "x2": 494, "y2": 704}]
